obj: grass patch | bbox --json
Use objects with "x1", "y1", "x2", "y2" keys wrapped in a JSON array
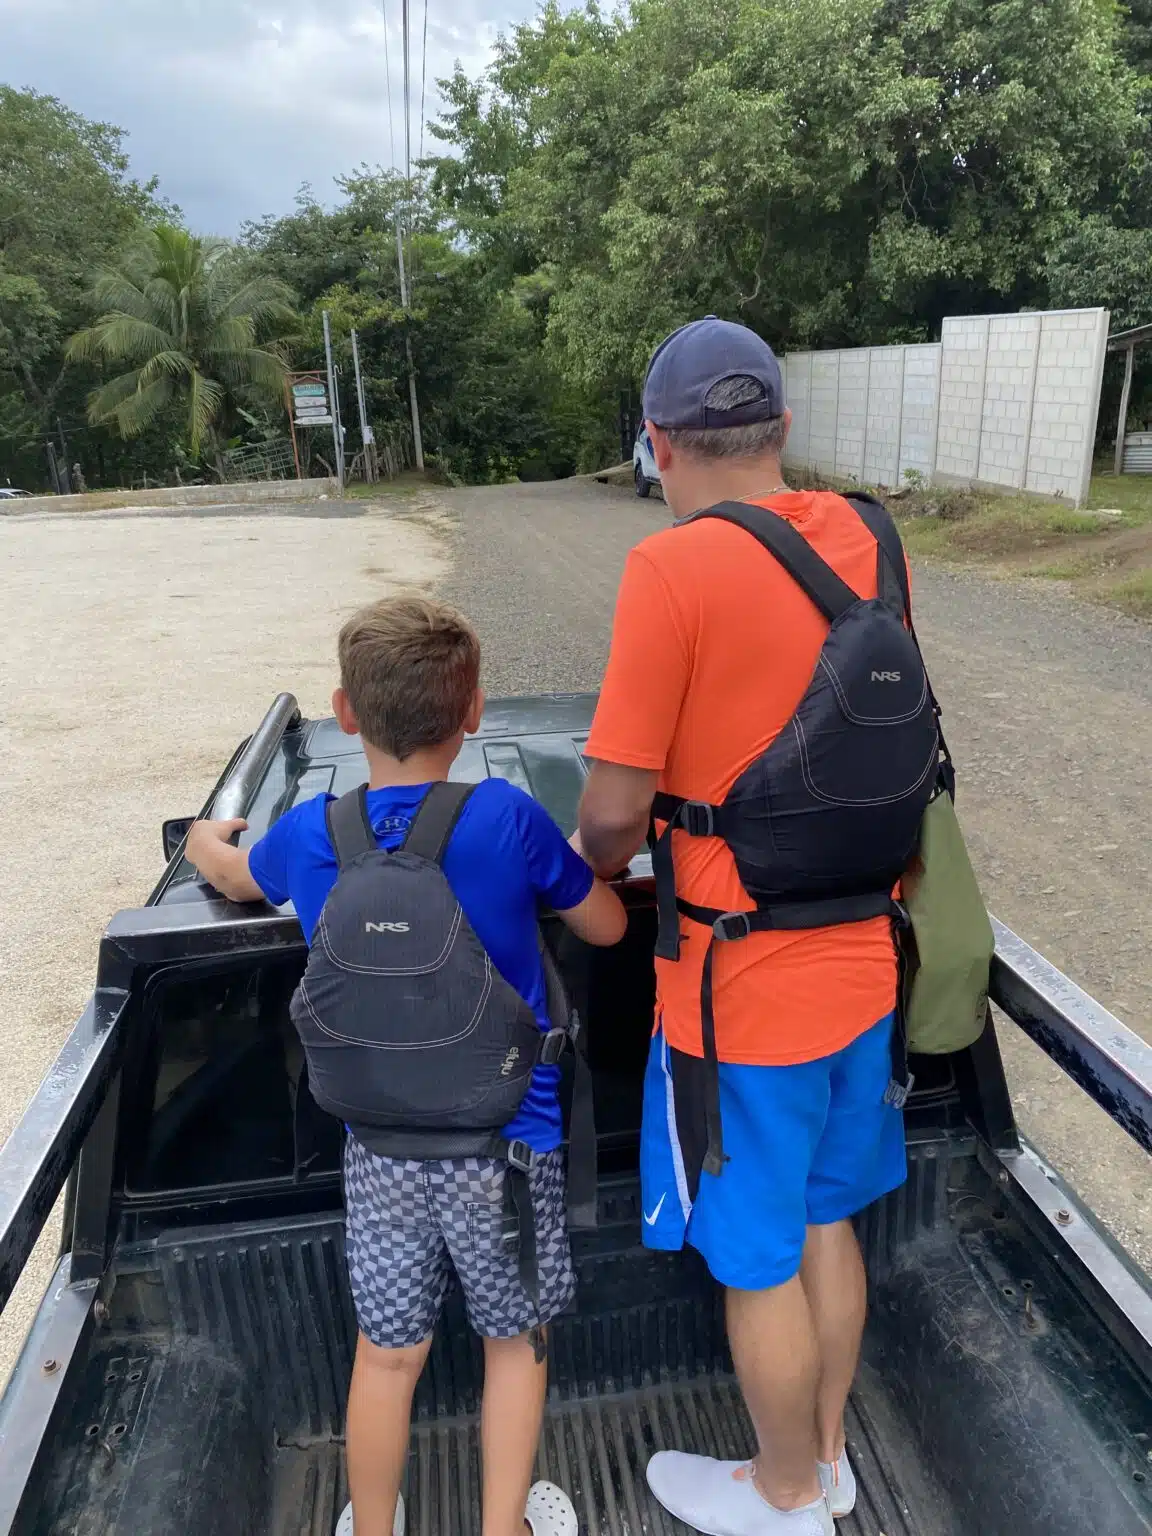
[
  {"x1": 785, "y1": 464, "x2": 1152, "y2": 620},
  {"x1": 895, "y1": 492, "x2": 1104, "y2": 560},
  {"x1": 339, "y1": 471, "x2": 431, "y2": 500},
  {"x1": 1098, "y1": 569, "x2": 1152, "y2": 619},
  {"x1": 1086, "y1": 469, "x2": 1152, "y2": 526}
]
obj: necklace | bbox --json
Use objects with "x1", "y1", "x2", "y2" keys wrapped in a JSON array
[{"x1": 742, "y1": 484, "x2": 791, "y2": 500}]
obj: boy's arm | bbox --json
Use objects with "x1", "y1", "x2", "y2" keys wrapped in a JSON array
[
  {"x1": 553, "y1": 874, "x2": 627, "y2": 947},
  {"x1": 186, "y1": 818, "x2": 266, "y2": 903},
  {"x1": 513, "y1": 787, "x2": 627, "y2": 947}
]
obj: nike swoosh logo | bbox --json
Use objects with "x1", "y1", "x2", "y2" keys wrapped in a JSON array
[{"x1": 644, "y1": 1193, "x2": 666, "y2": 1226}]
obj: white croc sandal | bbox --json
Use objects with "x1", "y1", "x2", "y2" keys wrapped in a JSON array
[
  {"x1": 525, "y1": 1480, "x2": 579, "y2": 1535},
  {"x1": 334, "y1": 1492, "x2": 405, "y2": 1535}
]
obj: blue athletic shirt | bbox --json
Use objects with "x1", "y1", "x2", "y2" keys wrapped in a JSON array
[{"x1": 247, "y1": 778, "x2": 594, "y2": 1153}]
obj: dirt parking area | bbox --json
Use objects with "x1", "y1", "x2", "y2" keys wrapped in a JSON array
[{"x1": 0, "y1": 493, "x2": 450, "y2": 1377}]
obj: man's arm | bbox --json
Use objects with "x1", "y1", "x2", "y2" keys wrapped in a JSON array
[
  {"x1": 578, "y1": 545, "x2": 689, "y2": 876},
  {"x1": 576, "y1": 762, "x2": 660, "y2": 879},
  {"x1": 186, "y1": 818, "x2": 266, "y2": 903}
]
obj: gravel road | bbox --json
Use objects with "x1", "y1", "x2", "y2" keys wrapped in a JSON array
[{"x1": 0, "y1": 474, "x2": 1148, "y2": 1385}]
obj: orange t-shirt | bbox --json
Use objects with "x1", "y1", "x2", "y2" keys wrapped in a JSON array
[{"x1": 585, "y1": 490, "x2": 898, "y2": 1066}]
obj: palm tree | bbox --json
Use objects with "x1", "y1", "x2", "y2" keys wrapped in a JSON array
[{"x1": 67, "y1": 224, "x2": 299, "y2": 461}]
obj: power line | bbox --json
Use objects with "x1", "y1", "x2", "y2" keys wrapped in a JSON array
[
  {"x1": 381, "y1": 0, "x2": 397, "y2": 170},
  {"x1": 418, "y1": 0, "x2": 429, "y2": 167},
  {"x1": 401, "y1": 0, "x2": 412, "y2": 186}
]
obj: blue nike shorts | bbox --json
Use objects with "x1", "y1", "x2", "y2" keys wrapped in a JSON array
[{"x1": 639, "y1": 1013, "x2": 907, "y2": 1290}]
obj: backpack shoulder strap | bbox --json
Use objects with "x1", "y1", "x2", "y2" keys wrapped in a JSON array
[
  {"x1": 326, "y1": 785, "x2": 377, "y2": 870},
  {"x1": 845, "y1": 493, "x2": 910, "y2": 620},
  {"x1": 680, "y1": 501, "x2": 859, "y2": 622},
  {"x1": 402, "y1": 780, "x2": 477, "y2": 863}
]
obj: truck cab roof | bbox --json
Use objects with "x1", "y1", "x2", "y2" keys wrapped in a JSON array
[{"x1": 158, "y1": 693, "x2": 647, "y2": 915}]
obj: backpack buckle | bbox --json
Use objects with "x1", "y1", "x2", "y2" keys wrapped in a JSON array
[
  {"x1": 681, "y1": 802, "x2": 715, "y2": 837},
  {"x1": 713, "y1": 911, "x2": 751, "y2": 942},
  {"x1": 538, "y1": 1028, "x2": 568, "y2": 1067},
  {"x1": 505, "y1": 1140, "x2": 537, "y2": 1174}
]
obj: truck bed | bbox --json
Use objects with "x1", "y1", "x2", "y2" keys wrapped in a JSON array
[{"x1": 29, "y1": 1142, "x2": 1152, "y2": 1536}]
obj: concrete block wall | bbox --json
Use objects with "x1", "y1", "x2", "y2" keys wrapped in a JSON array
[
  {"x1": 899, "y1": 344, "x2": 942, "y2": 481},
  {"x1": 862, "y1": 347, "x2": 904, "y2": 485},
  {"x1": 1022, "y1": 309, "x2": 1110, "y2": 502},
  {"x1": 780, "y1": 307, "x2": 1107, "y2": 505}
]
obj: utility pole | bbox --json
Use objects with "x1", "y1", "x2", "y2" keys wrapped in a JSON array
[
  {"x1": 395, "y1": 226, "x2": 425, "y2": 470},
  {"x1": 350, "y1": 328, "x2": 377, "y2": 483},
  {"x1": 321, "y1": 309, "x2": 345, "y2": 494}
]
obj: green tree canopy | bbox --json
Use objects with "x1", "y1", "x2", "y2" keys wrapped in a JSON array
[
  {"x1": 0, "y1": 87, "x2": 169, "y2": 482},
  {"x1": 245, "y1": 171, "x2": 609, "y2": 481},
  {"x1": 431, "y1": 0, "x2": 1141, "y2": 388},
  {"x1": 67, "y1": 225, "x2": 299, "y2": 458}
]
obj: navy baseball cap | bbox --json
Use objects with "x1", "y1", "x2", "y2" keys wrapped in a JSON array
[{"x1": 642, "y1": 316, "x2": 784, "y2": 429}]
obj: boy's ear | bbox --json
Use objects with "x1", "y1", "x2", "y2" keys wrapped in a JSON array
[
  {"x1": 464, "y1": 687, "x2": 485, "y2": 736},
  {"x1": 332, "y1": 686, "x2": 360, "y2": 737}
]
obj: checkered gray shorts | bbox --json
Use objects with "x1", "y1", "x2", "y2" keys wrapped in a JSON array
[{"x1": 343, "y1": 1136, "x2": 576, "y2": 1348}]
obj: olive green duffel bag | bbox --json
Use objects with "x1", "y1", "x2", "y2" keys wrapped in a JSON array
[
  {"x1": 846, "y1": 496, "x2": 995, "y2": 1084},
  {"x1": 900, "y1": 771, "x2": 995, "y2": 1057}
]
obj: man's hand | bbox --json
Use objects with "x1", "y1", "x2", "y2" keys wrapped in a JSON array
[
  {"x1": 570, "y1": 825, "x2": 631, "y2": 881},
  {"x1": 186, "y1": 818, "x2": 265, "y2": 903}
]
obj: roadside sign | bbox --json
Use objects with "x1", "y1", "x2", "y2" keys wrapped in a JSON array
[{"x1": 292, "y1": 379, "x2": 333, "y2": 426}]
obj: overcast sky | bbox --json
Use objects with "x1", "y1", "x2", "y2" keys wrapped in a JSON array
[{"x1": 2, "y1": 0, "x2": 539, "y2": 235}]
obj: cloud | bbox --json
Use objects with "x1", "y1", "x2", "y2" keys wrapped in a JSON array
[{"x1": 0, "y1": 0, "x2": 537, "y2": 234}]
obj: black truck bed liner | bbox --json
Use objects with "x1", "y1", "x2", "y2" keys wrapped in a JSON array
[
  {"x1": 268, "y1": 1379, "x2": 923, "y2": 1536},
  {"x1": 38, "y1": 1141, "x2": 1152, "y2": 1536}
]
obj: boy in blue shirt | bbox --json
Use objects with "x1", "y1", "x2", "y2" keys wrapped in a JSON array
[{"x1": 188, "y1": 594, "x2": 626, "y2": 1536}]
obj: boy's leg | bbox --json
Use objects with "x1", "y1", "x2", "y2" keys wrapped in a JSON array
[
  {"x1": 435, "y1": 1150, "x2": 576, "y2": 1536},
  {"x1": 480, "y1": 1331, "x2": 549, "y2": 1536},
  {"x1": 343, "y1": 1137, "x2": 453, "y2": 1535},
  {"x1": 346, "y1": 1331, "x2": 432, "y2": 1536}
]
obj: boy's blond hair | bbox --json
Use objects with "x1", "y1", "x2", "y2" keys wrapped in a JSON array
[{"x1": 338, "y1": 594, "x2": 481, "y2": 759}]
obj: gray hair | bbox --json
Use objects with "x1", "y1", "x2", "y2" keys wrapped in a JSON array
[{"x1": 664, "y1": 375, "x2": 787, "y2": 460}]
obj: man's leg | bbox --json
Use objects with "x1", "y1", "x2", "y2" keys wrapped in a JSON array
[
  {"x1": 800, "y1": 1219, "x2": 867, "y2": 1464},
  {"x1": 727, "y1": 1278, "x2": 824, "y2": 1510},
  {"x1": 480, "y1": 1330, "x2": 549, "y2": 1536},
  {"x1": 346, "y1": 1331, "x2": 431, "y2": 1535}
]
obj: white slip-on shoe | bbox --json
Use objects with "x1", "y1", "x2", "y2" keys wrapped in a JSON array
[
  {"x1": 524, "y1": 1480, "x2": 579, "y2": 1535},
  {"x1": 817, "y1": 1450, "x2": 856, "y2": 1517},
  {"x1": 646, "y1": 1452, "x2": 833, "y2": 1536},
  {"x1": 334, "y1": 1492, "x2": 405, "y2": 1535}
]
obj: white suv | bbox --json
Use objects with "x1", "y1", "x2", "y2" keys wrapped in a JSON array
[{"x1": 632, "y1": 426, "x2": 660, "y2": 497}]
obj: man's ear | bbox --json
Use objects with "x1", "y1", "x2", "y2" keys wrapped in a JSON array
[
  {"x1": 464, "y1": 687, "x2": 485, "y2": 736},
  {"x1": 778, "y1": 406, "x2": 792, "y2": 452},
  {"x1": 332, "y1": 686, "x2": 360, "y2": 737},
  {"x1": 648, "y1": 421, "x2": 674, "y2": 473}
]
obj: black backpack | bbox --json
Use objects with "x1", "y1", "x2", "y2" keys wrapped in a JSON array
[
  {"x1": 290, "y1": 780, "x2": 597, "y2": 1307},
  {"x1": 649, "y1": 495, "x2": 940, "y2": 1178}
]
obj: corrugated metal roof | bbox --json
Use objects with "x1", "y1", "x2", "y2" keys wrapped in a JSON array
[{"x1": 1122, "y1": 433, "x2": 1152, "y2": 472}]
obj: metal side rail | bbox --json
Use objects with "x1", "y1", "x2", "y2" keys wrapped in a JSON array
[{"x1": 991, "y1": 916, "x2": 1152, "y2": 1155}]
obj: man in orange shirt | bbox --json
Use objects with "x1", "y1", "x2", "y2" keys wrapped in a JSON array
[{"x1": 577, "y1": 319, "x2": 924, "y2": 1536}]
